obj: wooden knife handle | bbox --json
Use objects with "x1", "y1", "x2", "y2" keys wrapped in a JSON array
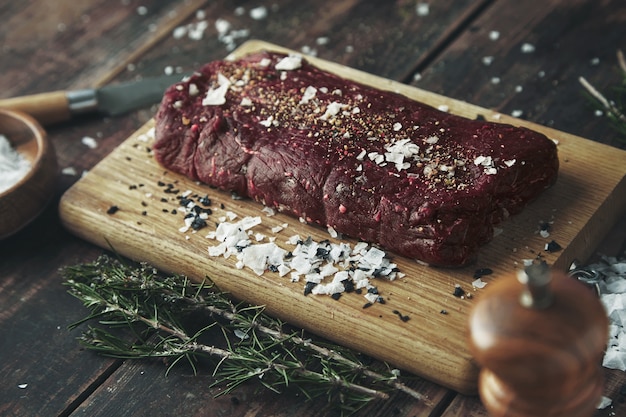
[{"x1": 0, "y1": 91, "x2": 71, "y2": 125}]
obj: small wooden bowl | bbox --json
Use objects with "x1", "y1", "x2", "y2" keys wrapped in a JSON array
[{"x1": 0, "y1": 108, "x2": 58, "y2": 239}]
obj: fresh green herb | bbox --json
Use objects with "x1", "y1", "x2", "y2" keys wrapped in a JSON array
[
  {"x1": 579, "y1": 50, "x2": 626, "y2": 142},
  {"x1": 62, "y1": 255, "x2": 427, "y2": 415}
]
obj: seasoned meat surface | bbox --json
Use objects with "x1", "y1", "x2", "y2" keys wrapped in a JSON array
[{"x1": 153, "y1": 51, "x2": 558, "y2": 266}]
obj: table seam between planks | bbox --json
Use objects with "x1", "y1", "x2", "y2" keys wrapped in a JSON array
[{"x1": 397, "y1": 0, "x2": 496, "y2": 84}]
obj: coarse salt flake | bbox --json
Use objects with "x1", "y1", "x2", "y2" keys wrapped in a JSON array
[
  {"x1": 482, "y1": 56, "x2": 494, "y2": 66},
  {"x1": 416, "y1": 3, "x2": 429, "y2": 16},
  {"x1": 299, "y1": 86, "x2": 317, "y2": 105},
  {"x1": 504, "y1": 159, "x2": 516, "y2": 167},
  {"x1": 61, "y1": 166, "x2": 77, "y2": 176},
  {"x1": 320, "y1": 102, "x2": 347, "y2": 121},
  {"x1": 202, "y1": 72, "x2": 231, "y2": 106},
  {"x1": 275, "y1": 54, "x2": 302, "y2": 71},
  {"x1": 472, "y1": 278, "x2": 488, "y2": 289},
  {"x1": 489, "y1": 30, "x2": 500, "y2": 41},
  {"x1": 81, "y1": 136, "x2": 98, "y2": 149},
  {"x1": 249, "y1": 6, "x2": 268, "y2": 20}
]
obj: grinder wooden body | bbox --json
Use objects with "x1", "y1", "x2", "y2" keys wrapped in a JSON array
[{"x1": 468, "y1": 265, "x2": 608, "y2": 417}]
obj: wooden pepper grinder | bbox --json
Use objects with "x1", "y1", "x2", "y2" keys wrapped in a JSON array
[{"x1": 468, "y1": 262, "x2": 608, "y2": 417}]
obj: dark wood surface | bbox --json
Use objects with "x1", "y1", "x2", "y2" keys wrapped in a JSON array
[{"x1": 1, "y1": 1, "x2": 625, "y2": 416}]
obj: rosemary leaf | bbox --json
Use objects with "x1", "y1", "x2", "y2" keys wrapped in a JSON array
[{"x1": 61, "y1": 255, "x2": 424, "y2": 415}]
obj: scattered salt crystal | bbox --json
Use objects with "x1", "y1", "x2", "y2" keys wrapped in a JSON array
[
  {"x1": 275, "y1": 54, "x2": 302, "y2": 71},
  {"x1": 271, "y1": 224, "x2": 285, "y2": 233},
  {"x1": 164, "y1": 66, "x2": 174, "y2": 75},
  {"x1": 259, "y1": 116, "x2": 274, "y2": 127},
  {"x1": 472, "y1": 278, "x2": 488, "y2": 289},
  {"x1": 316, "y1": 36, "x2": 329, "y2": 45},
  {"x1": 511, "y1": 109, "x2": 524, "y2": 118},
  {"x1": 249, "y1": 6, "x2": 268, "y2": 20},
  {"x1": 364, "y1": 292, "x2": 380, "y2": 303},
  {"x1": 300, "y1": 45, "x2": 317, "y2": 57},
  {"x1": 234, "y1": 329, "x2": 249, "y2": 340},
  {"x1": 416, "y1": 3, "x2": 430, "y2": 16},
  {"x1": 262, "y1": 206, "x2": 276, "y2": 216},
  {"x1": 320, "y1": 102, "x2": 347, "y2": 121},
  {"x1": 514, "y1": 85, "x2": 523, "y2": 93},
  {"x1": 299, "y1": 86, "x2": 317, "y2": 105},
  {"x1": 234, "y1": 6, "x2": 245, "y2": 16},
  {"x1": 437, "y1": 104, "x2": 449, "y2": 112},
  {"x1": 488, "y1": 30, "x2": 500, "y2": 41},
  {"x1": 136, "y1": 6, "x2": 148, "y2": 16},
  {"x1": 490, "y1": 77, "x2": 501, "y2": 85},
  {"x1": 202, "y1": 73, "x2": 231, "y2": 106},
  {"x1": 18, "y1": 384, "x2": 28, "y2": 389},
  {"x1": 482, "y1": 56, "x2": 494, "y2": 66},
  {"x1": 215, "y1": 18, "x2": 231, "y2": 35},
  {"x1": 81, "y1": 136, "x2": 98, "y2": 149},
  {"x1": 61, "y1": 166, "x2": 77, "y2": 176},
  {"x1": 503, "y1": 159, "x2": 516, "y2": 167},
  {"x1": 520, "y1": 43, "x2": 535, "y2": 53}
]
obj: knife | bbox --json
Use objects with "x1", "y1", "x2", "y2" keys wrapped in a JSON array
[{"x1": 0, "y1": 74, "x2": 184, "y2": 126}]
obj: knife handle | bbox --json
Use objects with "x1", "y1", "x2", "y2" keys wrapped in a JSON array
[{"x1": 0, "y1": 91, "x2": 72, "y2": 125}]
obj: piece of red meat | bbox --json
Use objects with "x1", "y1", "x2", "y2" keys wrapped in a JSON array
[{"x1": 153, "y1": 51, "x2": 558, "y2": 266}]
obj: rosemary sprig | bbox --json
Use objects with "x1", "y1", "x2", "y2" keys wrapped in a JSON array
[
  {"x1": 579, "y1": 50, "x2": 626, "y2": 141},
  {"x1": 62, "y1": 255, "x2": 427, "y2": 414}
]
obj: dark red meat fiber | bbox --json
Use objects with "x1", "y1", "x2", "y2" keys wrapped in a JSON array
[{"x1": 153, "y1": 51, "x2": 558, "y2": 266}]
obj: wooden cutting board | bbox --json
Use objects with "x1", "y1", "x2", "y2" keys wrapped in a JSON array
[{"x1": 59, "y1": 40, "x2": 626, "y2": 395}]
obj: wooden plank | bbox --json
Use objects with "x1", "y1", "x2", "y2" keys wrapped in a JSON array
[
  {"x1": 119, "y1": 0, "x2": 488, "y2": 83},
  {"x1": 412, "y1": 0, "x2": 626, "y2": 148},
  {"x1": 58, "y1": 40, "x2": 626, "y2": 395},
  {"x1": 0, "y1": 236, "x2": 120, "y2": 417},
  {"x1": 0, "y1": 0, "x2": 206, "y2": 95},
  {"x1": 69, "y1": 356, "x2": 445, "y2": 417}
]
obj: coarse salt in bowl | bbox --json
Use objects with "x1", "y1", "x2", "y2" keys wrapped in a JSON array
[{"x1": 0, "y1": 108, "x2": 58, "y2": 239}]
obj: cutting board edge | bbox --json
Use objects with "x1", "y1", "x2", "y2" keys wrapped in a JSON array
[{"x1": 58, "y1": 188, "x2": 481, "y2": 394}]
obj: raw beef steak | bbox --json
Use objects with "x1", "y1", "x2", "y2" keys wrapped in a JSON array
[{"x1": 153, "y1": 51, "x2": 558, "y2": 266}]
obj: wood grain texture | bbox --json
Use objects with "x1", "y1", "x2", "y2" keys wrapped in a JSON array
[
  {"x1": 414, "y1": 0, "x2": 626, "y2": 149},
  {"x1": 58, "y1": 40, "x2": 626, "y2": 395}
]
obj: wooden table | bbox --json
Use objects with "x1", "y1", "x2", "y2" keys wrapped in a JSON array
[{"x1": 1, "y1": 1, "x2": 625, "y2": 416}]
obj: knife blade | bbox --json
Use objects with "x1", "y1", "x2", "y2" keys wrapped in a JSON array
[{"x1": 0, "y1": 74, "x2": 185, "y2": 126}]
